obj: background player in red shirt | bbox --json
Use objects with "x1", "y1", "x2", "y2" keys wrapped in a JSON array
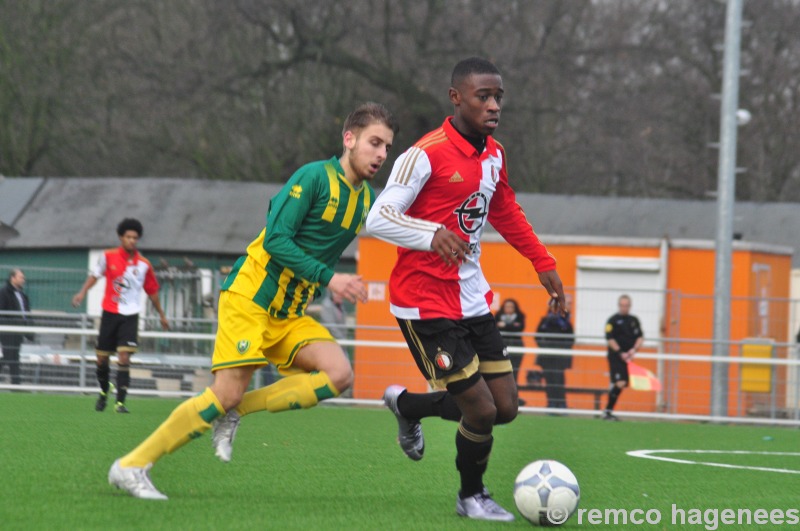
[
  {"x1": 72, "y1": 218, "x2": 169, "y2": 413},
  {"x1": 366, "y1": 57, "x2": 565, "y2": 522}
]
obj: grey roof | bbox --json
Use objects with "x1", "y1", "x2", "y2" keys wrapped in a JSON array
[
  {"x1": 0, "y1": 176, "x2": 45, "y2": 226},
  {"x1": 514, "y1": 193, "x2": 797, "y2": 246},
  {"x1": 0, "y1": 177, "x2": 45, "y2": 244},
  {"x1": 0, "y1": 178, "x2": 797, "y2": 264},
  {"x1": 0, "y1": 177, "x2": 282, "y2": 254},
  {"x1": 485, "y1": 194, "x2": 794, "y2": 259}
]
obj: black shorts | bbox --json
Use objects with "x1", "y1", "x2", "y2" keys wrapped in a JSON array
[
  {"x1": 96, "y1": 311, "x2": 139, "y2": 354},
  {"x1": 607, "y1": 352, "x2": 629, "y2": 384},
  {"x1": 396, "y1": 314, "x2": 513, "y2": 394}
]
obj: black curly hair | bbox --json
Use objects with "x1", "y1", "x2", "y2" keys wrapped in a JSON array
[{"x1": 116, "y1": 218, "x2": 143, "y2": 237}]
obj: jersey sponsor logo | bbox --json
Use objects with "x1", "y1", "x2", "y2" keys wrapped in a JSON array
[
  {"x1": 113, "y1": 276, "x2": 130, "y2": 294},
  {"x1": 435, "y1": 349, "x2": 453, "y2": 370},
  {"x1": 111, "y1": 276, "x2": 132, "y2": 304},
  {"x1": 290, "y1": 184, "x2": 302, "y2": 199},
  {"x1": 236, "y1": 339, "x2": 251, "y2": 355},
  {"x1": 453, "y1": 192, "x2": 488, "y2": 234},
  {"x1": 449, "y1": 171, "x2": 464, "y2": 183}
]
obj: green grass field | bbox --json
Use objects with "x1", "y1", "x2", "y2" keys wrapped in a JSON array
[{"x1": 2, "y1": 393, "x2": 799, "y2": 530}]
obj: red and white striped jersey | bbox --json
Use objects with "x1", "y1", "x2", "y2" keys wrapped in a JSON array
[
  {"x1": 91, "y1": 247, "x2": 160, "y2": 316},
  {"x1": 365, "y1": 118, "x2": 556, "y2": 320}
]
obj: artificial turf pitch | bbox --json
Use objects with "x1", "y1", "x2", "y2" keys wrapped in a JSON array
[{"x1": 2, "y1": 392, "x2": 798, "y2": 530}]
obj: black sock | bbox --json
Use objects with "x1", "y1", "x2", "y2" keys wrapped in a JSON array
[
  {"x1": 116, "y1": 364, "x2": 130, "y2": 403},
  {"x1": 606, "y1": 385, "x2": 623, "y2": 411},
  {"x1": 398, "y1": 391, "x2": 461, "y2": 422},
  {"x1": 96, "y1": 361, "x2": 110, "y2": 394},
  {"x1": 455, "y1": 421, "x2": 493, "y2": 498}
]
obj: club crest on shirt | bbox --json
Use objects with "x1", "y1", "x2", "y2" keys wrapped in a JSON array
[
  {"x1": 435, "y1": 349, "x2": 453, "y2": 370},
  {"x1": 453, "y1": 191, "x2": 488, "y2": 234},
  {"x1": 236, "y1": 340, "x2": 251, "y2": 355},
  {"x1": 290, "y1": 185, "x2": 302, "y2": 199}
]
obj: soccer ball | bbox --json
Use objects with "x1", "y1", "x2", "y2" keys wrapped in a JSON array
[{"x1": 513, "y1": 459, "x2": 580, "y2": 526}]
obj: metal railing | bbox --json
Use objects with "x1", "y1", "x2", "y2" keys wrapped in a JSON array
[{"x1": 1, "y1": 315, "x2": 798, "y2": 426}]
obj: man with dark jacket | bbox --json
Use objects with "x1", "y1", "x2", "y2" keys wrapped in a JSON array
[
  {"x1": 0, "y1": 269, "x2": 32, "y2": 385},
  {"x1": 535, "y1": 297, "x2": 574, "y2": 409}
]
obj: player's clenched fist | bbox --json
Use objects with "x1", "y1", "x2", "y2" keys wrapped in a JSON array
[{"x1": 327, "y1": 273, "x2": 368, "y2": 304}]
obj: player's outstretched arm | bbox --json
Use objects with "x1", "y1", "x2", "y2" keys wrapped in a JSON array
[
  {"x1": 148, "y1": 293, "x2": 170, "y2": 330},
  {"x1": 71, "y1": 276, "x2": 98, "y2": 307}
]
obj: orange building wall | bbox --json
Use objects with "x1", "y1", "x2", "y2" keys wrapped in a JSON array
[{"x1": 354, "y1": 236, "x2": 791, "y2": 416}]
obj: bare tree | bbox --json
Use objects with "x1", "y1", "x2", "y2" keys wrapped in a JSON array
[{"x1": 1, "y1": 0, "x2": 799, "y2": 203}]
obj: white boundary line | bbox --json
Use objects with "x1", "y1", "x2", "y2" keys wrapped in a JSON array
[{"x1": 627, "y1": 449, "x2": 800, "y2": 475}]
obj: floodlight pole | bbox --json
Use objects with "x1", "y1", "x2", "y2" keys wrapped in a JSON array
[{"x1": 711, "y1": 0, "x2": 744, "y2": 418}]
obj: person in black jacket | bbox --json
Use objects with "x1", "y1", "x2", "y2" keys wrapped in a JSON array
[
  {"x1": 0, "y1": 269, "x2": 32, "y2": 385},
  {"x1": 495, "y1": 298, "x2": 526, "y2": 379},
  {"x1": 534, "y1": 297, "x2": 574, "y2": 409}
]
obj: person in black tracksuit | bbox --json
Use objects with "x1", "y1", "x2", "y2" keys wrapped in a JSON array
[
  {"x1": 0, "y1": 269, "x2": 32, "y2": 385},
  {"x1": 535, "y1": 298, "x2": 574, "y2": 409},
  {"x1": 603, "y1": 294, "x2": 643, "y2": 421}
]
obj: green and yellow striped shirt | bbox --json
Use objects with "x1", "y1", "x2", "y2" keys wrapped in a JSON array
[{"x1": 222, "y1": 157, "x2": 374, "y2": 318}]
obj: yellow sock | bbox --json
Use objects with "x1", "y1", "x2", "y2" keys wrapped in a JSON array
[
  {"x1": 236, "y1": 371, "x2": 339, "y2": 415},
  {"x1": 120, "y1": 387, "x2": 224, "y2": 468}
]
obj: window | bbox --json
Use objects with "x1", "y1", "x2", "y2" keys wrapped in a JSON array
[{"x1": 575, "y1": 256, "x2": 664, "y2": 346}]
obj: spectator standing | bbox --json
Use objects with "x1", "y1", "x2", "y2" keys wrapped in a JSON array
[
  {"x1": 495, "y1": 298, "x2": 526, "y2": 404},
  {"x1": 534, "y1": 297, "x2": 574, "y2": 409},
  {"x1": 0, "y1": 269, "x2": 32, "y2": 384},
  {"x1": 495, "y1": 298, "x2": 525, "y2": 347}
]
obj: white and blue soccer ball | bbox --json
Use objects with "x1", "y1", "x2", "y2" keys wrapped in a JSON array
[{"x1": 514, "y1": 459, "x2": 580, "y2": 526}]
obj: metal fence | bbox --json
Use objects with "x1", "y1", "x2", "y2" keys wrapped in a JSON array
[
  {"x1": 1, "y1": 317, "x2": 799, "y2": 426},
  {"x1": 0, "y1": 263, "x2": 220, "y2": 318},
  {"x1": 2, "y1": 263, "x2": 800, "y2": 424}
]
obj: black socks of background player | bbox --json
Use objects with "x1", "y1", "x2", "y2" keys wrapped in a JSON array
[
  {"x1": 397, "y1": 390, "x2": 462, "y2": 422},
  {"x1": 96, "y1": 361, "x2": 110, "y2": 394},
  {"x1": 116, "y1": 364, "x2": 130, "y2": 403},
  {"x1": 456, "y1": 421, "x2": 493, "y2": 498},
  {"x1": 606, "y1": 385, "x2": 623, "y2": 411},
  {"x1": 96, "y1": 360, "x2": 130, "y2": 403}
]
